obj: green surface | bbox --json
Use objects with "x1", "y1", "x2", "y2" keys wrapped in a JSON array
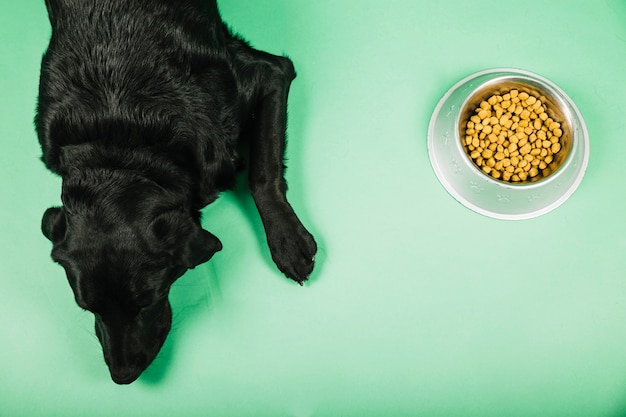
[{"x1": 2, "y1": 1, "x2": 626, "y2": 416}]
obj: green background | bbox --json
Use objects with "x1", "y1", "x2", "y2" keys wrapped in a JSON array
[{"x1": 2, "y1": 1, "x2": 626, "y2": 416}]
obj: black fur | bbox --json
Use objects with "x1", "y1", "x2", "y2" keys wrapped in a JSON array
[{"x1": 36, "y1": 0, "x2": 316, "y2": 385}]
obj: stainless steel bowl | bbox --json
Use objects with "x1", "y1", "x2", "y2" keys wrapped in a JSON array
[{"x1": 428, "y1": 68, "x2": 589, "y2": 220}]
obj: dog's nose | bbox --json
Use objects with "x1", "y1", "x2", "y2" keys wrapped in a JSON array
[{"x1": 110, "y1": 368, "x2": 142, "y2": 385}]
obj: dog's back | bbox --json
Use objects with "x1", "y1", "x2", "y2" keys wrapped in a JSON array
[{"x1": 37, "y1": 0, "x2": 240, "y2": 194}]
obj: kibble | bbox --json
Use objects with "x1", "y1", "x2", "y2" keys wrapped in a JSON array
[{"x1": 462, "y1": 89, "x2": 565, "y2": 183}]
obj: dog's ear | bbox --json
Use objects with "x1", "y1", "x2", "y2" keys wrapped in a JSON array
[
  {"x1": 42, "y1": 207, "x2": 67, "y2": 243},
  {"x1": 150, "y1": 212, "x2": 222, "y2": 269},
  {"x1": 181, "y1": 227, "x2": 223, "y2": 269}
]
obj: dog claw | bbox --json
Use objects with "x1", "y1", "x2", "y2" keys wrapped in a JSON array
[{"x1": 267, "y1": 223, "x2": 316, "y2": 285}]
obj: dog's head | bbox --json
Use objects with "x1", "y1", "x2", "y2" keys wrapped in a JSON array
[{"x1": 42, "y1": 171, "x2": 221, "y2": 384}]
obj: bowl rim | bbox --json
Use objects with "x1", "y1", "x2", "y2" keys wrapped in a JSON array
[{"x1": 428, "y1": 67, "x2": 590, "y2": 220}]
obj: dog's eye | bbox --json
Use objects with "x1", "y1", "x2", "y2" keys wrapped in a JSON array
[{"x1": 151, "y1": 218, "x2": 171, "y2": 240}]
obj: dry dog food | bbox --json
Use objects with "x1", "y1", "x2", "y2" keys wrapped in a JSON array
[{"x1": 462, "y1": 89, "x2": 563, "y2": 182}]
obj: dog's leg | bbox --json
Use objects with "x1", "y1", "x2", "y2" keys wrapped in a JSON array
[{"x1": 234, "y1": 46, "x2": 317, "y2": 283}]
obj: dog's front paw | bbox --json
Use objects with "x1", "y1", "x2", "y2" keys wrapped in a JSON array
[{"x1": 267, "y1": 220, "x2": 317, "y2": 284}]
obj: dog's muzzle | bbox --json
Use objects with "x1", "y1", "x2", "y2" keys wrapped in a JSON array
[{"x1": 96, "y1": 301, "x2": 172, "y2": 385}]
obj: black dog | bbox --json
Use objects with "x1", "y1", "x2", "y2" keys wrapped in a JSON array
[{"x1": 36, "y1": 0, "x2": 317, "y2": 385}]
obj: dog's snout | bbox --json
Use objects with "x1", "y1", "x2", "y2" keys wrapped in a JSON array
[
  {"x1": 102, "y1": 350, "x2": 144, "y2": 383},
  {"x1": 110, "y1": 367, "x2": 143, "y2": 385},
  {"x1": 105, "y1": 350, "x2": 150, "y2": 385},
  {"x1": 95, "y1": 302, "x2": 172, "y2": 384},
  {"x1": 100, "y1": 336, "x2": 152, "y2": 385}
]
